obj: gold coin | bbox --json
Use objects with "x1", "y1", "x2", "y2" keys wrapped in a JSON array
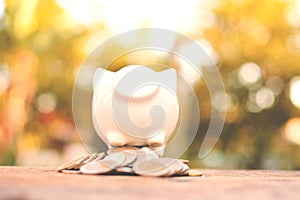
[
  {"x1": 188, "y1": 169, "x2": 204, "y2": 176},
  {"x1": 107, "y1": 146, "x2": 139, "y2": 154}
]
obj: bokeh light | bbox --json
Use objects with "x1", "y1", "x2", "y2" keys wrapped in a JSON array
[
  {"x1": 0, "y1": 0, "x2": 5, "y2": 20},
  {"x1": 265, "y1": 76, "x2": 284, "y2": 96},
  {"x1": 212, "y1": 91, "x2": 239, "y2": 113},
  {"x1": 286, "y1": 32, "x2": 300, "y2": 53},
  {"x1": 289, "y1": 76, "x2": 300, "y2": 108},
  {"x1": 285, "y1": 0, "x2": 300, "y2": 28},
  {"x1": 0, "y1": 63, "x2": 11, "y2": 95},
  {"x1": 284, "y1": 118, "x2": 300, "y2": 145},
  {"x1": 238, "y1": 62, "x2": 262, "y2": 86},
  {"x1": 0, "y1": 0, "x2": 300, "y2": 169},
  {"x1": 255, "y1": 87, "x2": 275, "y2": 109},
  {"x1": 56, "y1": 0, "x2": 202, "y2": 33},
  {"x1": 37, "y1": 92, "x2": 57, "y2": 114}
]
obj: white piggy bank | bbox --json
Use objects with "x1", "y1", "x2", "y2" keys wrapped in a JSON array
[{"x1": 92, "y1": 65, "x2": 179, "y2": 155}]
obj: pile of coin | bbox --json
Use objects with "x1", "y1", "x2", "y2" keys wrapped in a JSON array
[{"x1": 57, "y1": 146, "x2": 202, "y2": 177}]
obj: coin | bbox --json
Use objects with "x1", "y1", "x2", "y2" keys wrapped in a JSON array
[
  {"x1": 120, "y1": 150, "x2": 137, "y2": 166},
  {"x1": 164, "y1": 159, "x2": 189, "y2": 176},
  {"x1": 172, "y1": 161, "x2": 184, "y2": 174},
  {"x1": 115, "y1": 167, "x2": 134, "y2": 174},
  {"x1": 80, "y1": 160, "x2": 118, "y2": 174},
  {"x1": 103, "y1": 151, "x2": 126, "y2": 167},
  {"x1": 164, "y1": 161, "x2": 179, "y2": 177},
  {"x1": 58, "y1": 148, "x2": 195, "y2": 177},
  {"x1": 133, "y1": 158, "x2": 178, "y2": 177},
  {"x1": 107, "y1": 146, "x2": 139, "y2": 154},
  {"x1": 178, "y1": 159, "x2": 189, "y2": 166},
  {"x1": 136, "y1": 149, "x2": 160, "y2": 163},
  {"x1": 57, "y1": 155, "x2": 90, "y2": 172},
  {"x1": 71, "y1": 154, "x2": 95, "y2": 170},
  {"x1": 180, "y1": 170, "x2": 189, "y2": 176},
  {"x1": 133, "y1": 159, "x2": 168, "y2": 176},
  {"x1": 176, "y1": 161, "x2": 189, "y2": 174},
  {"x1": 188, "y1": 169, "x2": 204, "y2": 176}
]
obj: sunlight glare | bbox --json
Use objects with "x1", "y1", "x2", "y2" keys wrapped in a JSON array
[
  {"x1": 284, "y1": 118, "x2": 300, "y2": 145},
  {"x1": 289, "y1": 76, "x2": 300, "y2": 108},
  {"x1": 0, "y1": 0, "x2": 5, "y2": 20},
  {"x1": 56, "y1": 0, "x2": 201, "y2": 33},
  {"x1": 285, "y1": 0, "x2": 300, "y2": 28}
]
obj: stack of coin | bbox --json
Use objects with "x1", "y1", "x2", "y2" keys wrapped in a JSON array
[
  {"x1": 57, "y1": 147, "x2": 203, "y2": 177},
  {"x1": 57, "y1": 153, "x2": 105, "y2": 174},
  {"x1": 132, "y1": 157, "x2": 189, "y2": 176}
]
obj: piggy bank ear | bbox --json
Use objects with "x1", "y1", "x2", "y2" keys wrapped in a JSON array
[{"x1": 93, "y1": 68, "x2": 113, "y2": 90}]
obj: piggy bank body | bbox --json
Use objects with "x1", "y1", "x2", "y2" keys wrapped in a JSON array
[{"x1": 92, "y1": 65, "x2": 179, "y2": 155}]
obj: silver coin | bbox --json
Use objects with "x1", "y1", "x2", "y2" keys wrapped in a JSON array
[
  {"x1": 163, "y1": 159, "x2": 187, "y2": 176},
  {"x1": 120, "y1": 150, "x2": 137, "y2": 166},
  {"x1": 176, "y1": 161, "x2": 189, "y2": 174},
  {"x1": 93, "y1": 152, "x2": 106, "y2": 161},
  {"x1": 80, "y1": 159, "x2": 118, "y2": 174},
  {"x1": 166, "y1": 161, "x2": 182, "y2": 176},
  {"x1": 181, "y1": 163, "x2": 190, "y2": 174},
  {"x1": 133, "y1": 158, "x2": 178, "y2": 177},
  {"x1": 58, "y1": 149, "x2": 191, "y2": 177},
  {"x1": 72, "y1": 154, "x2": 97, "y2": 169},
  {"x1": 57, "y1": 155, "x2": 90, "y2": 172},
  {"x1": 103, "y1": 151, "x2": 126, "y2": 167},
  {"x1": 155, "y1": 158, "x2": 182, "y2": 176},
  {"x1": 136, "y1": 149, "x2": 160, "y2": 163},
  {"x1": 178, "y1": 159, "x2": 190, "y2": 166}
]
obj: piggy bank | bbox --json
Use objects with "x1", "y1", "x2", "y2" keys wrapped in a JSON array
[{"x1": 92, "y1": 65, "x2": 179, "y2": 155}]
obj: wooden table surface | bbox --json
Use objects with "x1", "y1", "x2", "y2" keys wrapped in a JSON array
[{"x1": 0, "y1": 167, "x2": 300, "y2": 200}]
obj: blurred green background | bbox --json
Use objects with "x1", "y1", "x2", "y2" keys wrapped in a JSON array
[{"x1": 0, "y1": 0, "x2": 300, "y2": 169}]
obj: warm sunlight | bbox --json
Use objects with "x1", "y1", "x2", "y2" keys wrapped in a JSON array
[{"x1": 55, "y1": 0, "x2": 210, "y2": 33}]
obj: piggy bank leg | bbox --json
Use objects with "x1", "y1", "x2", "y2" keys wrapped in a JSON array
[
  {"x1": 147, "y1": 132, "x2": 166, "y2": 156},
  {"x1": 107, "y1": 131, "x2": 128, "y2": 147},
  {"x1": 147, "y1": 132, "x2": 165, "y2": 147}
]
